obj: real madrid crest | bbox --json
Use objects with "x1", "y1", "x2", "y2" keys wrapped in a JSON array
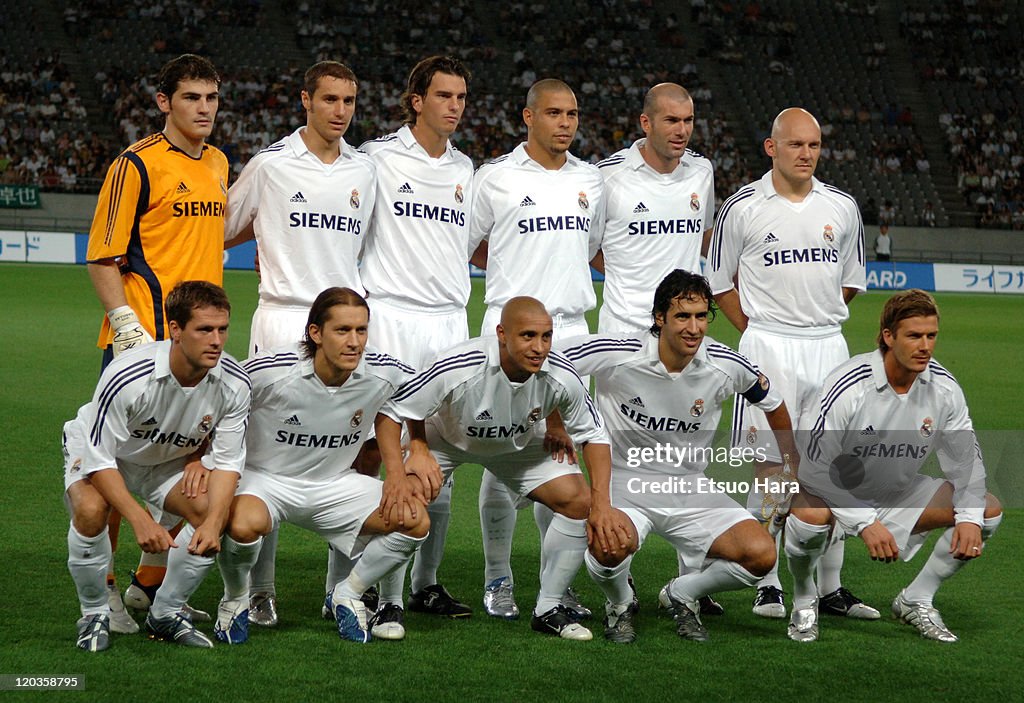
[
  {"x1": 920, "y1": 417, "x2": 933, "y2": 438},
  {"x1": 350, "y1": 189, "x2": 360, "y2": 208},
  {"x1": 578, "y1": 191, "x2": 589, "y2": 210},
  {"x1": 690, "y1": 192, "x2": 700, "y2": 211},
  {"x1": 746, "y1": 426, "x2": 758, "y2": 445},
  {"x1": 823, "y1": 224, "x2": 835, "y2": 243},
  {"x1": 351, "y1": 409, "x2": 364, "y2": 428},
  {"x1": 198, "y1": 415, "x2": 213, "y2": 434},
  {"x1": 690, "y1": 398, "x2": 704, "y2": 417},
  {"x1": 71, "y1": 458, "x2": 82, "y2": 474},
  {"x1": 527, "y1": 407, "x2": 542, "y2": 425},
  {"x1": 455, "y1": 184, "x2": 464, "y2": 204}
]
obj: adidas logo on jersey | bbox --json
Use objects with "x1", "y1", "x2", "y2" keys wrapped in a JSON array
[
  {"x1": 175, "y1": 181, "x2": 190, "y2": 195},
  {"x1": 141, "y1": 416, "x2": 158, "y2": 426},
  {"x1": 763, "y1": 232, "x2": 779, "y2": 244},
  {"x1": 398, "y1": 182, "x2": 414, "y2": 194},
  {"x1": 290, "y1": 192, "x2": 307, "y2": 203},
  {"x1": 860, "y1": 425, "x2": 876, "y2": 435},
  {"x1": 633, "y1": 202, "x2": 649, "y2": 213},
  {"x1": 284, "y1": 414, "x2": 301, "y2": 426},
  {"x1": 519, "y1": 196, "x2": 536, "y2": 207},
  {"x1": 628, "y1": 396, "x2": 645, "y2": 408},
  {"x1": 475, "y1": 410, "x2": 493, "y2": 421}
]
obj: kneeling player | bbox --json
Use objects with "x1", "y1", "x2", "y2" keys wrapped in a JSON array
[
  {"x1": 64, "y1": 281, "x2": 250, "y2": 651},
  {"x1": 785, "y1": 290, "x2": 1002, "y2": 642},
  {"x1": 374, "y1": 297, "x2": 626, "y2": 641},
  {"x1": 562, "y1": 270, "x2": 798, "y2": 642},
  {"x1": 215, "y1": 288, "x2": 430, "y2": 644}
]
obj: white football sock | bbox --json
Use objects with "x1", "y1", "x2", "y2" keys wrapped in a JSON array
[
  {"x1": 377, "y1": 559, "x2": 407, "y2": 606},
  {"x1": 248, "y1": 524, "x2": 278, "y2": 595},
  {"x1": 480, "y1": 468, "x2": 518, "y2": 585},
  {"x1": 324, "y1": 545, "x2": 356, "y2": 594},
  {"x1": 753, "y1": 529, "x2": 783, "y2": 590},
  {"x1": 903, "y1": 515, "x2": 1001, "y2": 606},
  {"x1": 218, "y1": 534, "x2": 262, "y2": 603},
  {"x1": 68, "y1": 525, "x2": 111, "y2": 616},
  {"x1": 584, "y1": 550, "x2": 634, "y2": 607},
  {"x1": 669, "y1": 559, "x2": 760, "y2": 604},
  {"x1": 784, "y1": 515, "x2": 831, "y2": 610},
  {"x1": 151, "y1": 523, "x2": 216, "y2": 620},
  {"x1": 410, "y1": 478, "x2": 452, "y2": 593},
  {"x1": 534, "y1": 501, "x2": 554, "y2": 577},
  {"x1": 335, "y1": 532, "x2": 426, "y2": 601},
  {"x1": 816, "y1": 538, "x2": 844, "y2": 595},
  {"x1": 535, "y1": 513, "x2": 586, "y2": 614}
]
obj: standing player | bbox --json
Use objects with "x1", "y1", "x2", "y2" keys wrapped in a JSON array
[
  {"x1": 784, "y1": 290, "x2": 1002, "y2": 642},
  {"x1": 375, "y1": 297, "x2": 628, "y2": 641},
  {"x1": 707, "y1": 107, "x2": 872, "y2": 620},
  {"x1": 85, "y1": 54, "x2": 228, "y2": 632},
  {"x1": 213, "y1": 287, "x2": 429, "y2": 645},
  {"x1": 63, "y1": 281, "x2": 249, "y2": 651},
  {"x1": 561, "y1": 270, "x2": 797, "y2": 643},
  {"x1": 471, "y1": 79, "x2": 605, "y2": 619},
  {"x1": 223, "y1": 61, "x2": 377, "y2": 627},
  {"x1": 592, "y1": 83, "x2": 714, "y2": 333},
  {"x1": 356, "y1": 56, "x2": 476, "y2": 632}
]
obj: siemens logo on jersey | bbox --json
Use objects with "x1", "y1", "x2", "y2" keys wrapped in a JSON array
[
  {"x1": 628, "y1": 218, "x2": 703, "y2": 236},
  {"x1": 289, "y1": 212, "x2": 362, "y2": 234},
  {"x1": 467, "y1": 424, "x2": 531, "y2": 439},
  {"x1": 517, "y1": 215, "x2": 591, "y2": 234},
  {"x1": 130, "y1": 428, "x2": 204, "y2": 448},
  {"x1": 172, "y1": 201, "x2": 225, "y2": 218},
  {"x1": 851, "y1": 443, "x2": 930, "y2": 459},
  {"x1": 619, "y1": 404, "x2": 701, "y2": 433},
  {"x1": 763, "y1": 248, "x2": 839, "y2": 267},
  {"x1": 275, "y1": 430, "x2": 362, "y2": 448},
  {"x1": 393, "y1": 201, "x2": 465, "y2": 226}
]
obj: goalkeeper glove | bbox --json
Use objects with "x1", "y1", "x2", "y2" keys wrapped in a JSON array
[{"x1": 108, "y1": 305, "x2": 154, "y2": 356}]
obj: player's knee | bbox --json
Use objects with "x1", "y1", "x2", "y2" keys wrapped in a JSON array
[
  {"x1": 557, "y1": 494, "x2": 590, "y2": 521},
  {"x1": 69, "y1": 488, "x2": 110, "y2": 536},
  {"x1": 227, "y1": 496, "x2": 271, "y2": 542},
  {"x1": 588, "y1": 541, "x2": 628, "y2": 567},
  {"x1": 984, "y1": 493, "x2": 1003, "y2": 519},
  {"x1": 744, "y1": 537, "x2": 778, "y2": 577},
  {"x1": 789, "y1": 505, "x2": 831, "y2": 526},
  {"x1": 402, "y1": 510, "x2": 431, "y2": 540}
]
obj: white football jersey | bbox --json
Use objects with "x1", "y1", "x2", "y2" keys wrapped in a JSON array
[
  {"x1": 560, "y1": 332, "x2": 780, "y2": 486},
  {"x1": 597, "y1": 141, "x2": 714, "y2": 330},
  {"x1": 359, "y1": 126, "x2": 475, "y2": 310},
  {"x1": 470, "y1": 144, "x2": 604, "y2": 316},
  {"x1": 380, "y1": 336, "x2": 608, "y2": 457},
  {"x1": 242, "y1": 345, "x2": 415, "y2": 482},
  {"x1": 707, "y1": 172, "x2": 865, "y2": 328},
  {"x1": 69, "y1": 341, "x2": 250, "y2": 476},
  {"x1": 225, "y1": 128, "x2": 376, "y2": 306},
  {"x1": 803, "y1": 350, "x2": 987, "y2": 532}
]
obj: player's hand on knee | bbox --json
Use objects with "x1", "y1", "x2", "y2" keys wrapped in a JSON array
[
  {"x1": 587, "y1": 504, "x2": 632, "y2": 556},
  {"x1": 181, "y1": 460, "x2": 210, "y2": 499},
  {"x1": 950, "y1": 522, "x2": 983, "y2": 561},
  {"x1": 379, "y1": 476, "x2": 419, "y2": 527},
  {"x1": 543, "y1": 426, "x2": 577, "y2": 465},
  {"x1": 108, "y1": 306, "x2": 154, "y2": 357},
  {"x1": 859, "y1": 520, "x2": 899, "y2": 562},
  {"x1": 404, "y1": 449, "x2": 442, "y2": 501}
]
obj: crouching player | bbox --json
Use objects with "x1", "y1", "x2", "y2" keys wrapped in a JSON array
[
  {"x1": 64, "y1": 281, "x2": 250, "y2": 651},
  {"x1": 785, "y1": 289, "x2": 1002, "y2": 642},
  {"x1": 214, "y1": 287, "x2": 430, "y2": 644},
  {"x1": 561, "y1": 270, "x2": 799, "y2": 642}
]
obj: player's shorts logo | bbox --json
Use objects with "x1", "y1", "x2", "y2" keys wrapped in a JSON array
[
  {"x1": 746, "y1": 426, "x2": 758, "y2": 445},
  {"x1": 690, "y1": 193, "x2": 700, "y2": 211},
  {"x1": 823, "y1": 224, "x2": 835, "y2": 243},
  {"x1": 578, "y1": 192, "x2": 589, "y2": 211},
  {"x1": 351, "y1": 409, "x2": 364, "y2": 428},
  {"x1": 527, "y1": 406, "x2": 542, "y2": 425},
  {"x1": 198, "y1": 415, "x2": 213, "y2": 434},
  {"x1": 920, "y1": 417, "x2": 933, "y2": 438},
  {"x1": 455, "y1": 184, "x2": 464, "y2": 204},
  {"x1": 690, "y1": 398, "x2": 704, "y2": 417},
  {"x1": 70, "y1": 457, "x2": 82, "y2": 474},
  {"x1": 350, "y1": 189, "x2": 360, "y2": 209}
]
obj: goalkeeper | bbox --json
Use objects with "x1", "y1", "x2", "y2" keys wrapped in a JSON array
[{"x1": 85, "y1": 54, "x2": 229, "y2": 635}]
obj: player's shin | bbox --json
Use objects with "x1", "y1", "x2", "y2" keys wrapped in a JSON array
[
  {"x1": 410, "y1": 480, "x2": 452, "y2": 593},
  {"x1": 668, "y1": 559, "x2": 760, "y2": 603},
  {"x1": 335, "y1": 533, "x2": 427, "y2": 601},
  {"x1": 69, "y1": 525, "x2": 112, "y2": 616},
  {"x1": 535, "y1": 513, "x2": 587, "y2": 614},
  {"x1": 584, "y1": 550, "x2": 634, "y2": 607},
  {"x1": 150, "y1": 523, "x2": 215, "y2": 620},
  {"x1": 480, "y1": 469, "x2": 518, "y2": 584},
  {"x1": 784, "y1": 515, "x2": 831, "y2": 610}
]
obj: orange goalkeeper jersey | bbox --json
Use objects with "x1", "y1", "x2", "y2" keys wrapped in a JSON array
[{"x1": 87, "y1": 133, "x2": 229, "y2": 348}]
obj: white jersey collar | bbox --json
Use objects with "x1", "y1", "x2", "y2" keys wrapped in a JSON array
[
  {"x1": 641, "y1": 330, "x2": 710, "y2": 375},
  {"x1": 483, "y1": 336, "x2": 552, "y2": 378},
  {"x1": 869, "y1": 349, "x2": 932, "y2": 391},
  {"x1": 297, "y1": 352, "x2": 366, "y2": 383},
  {"x1": 153, "y1": 339, "x2": 224, "y2": 384},
  {"x1": 286, "y1": 127, "x2": 354, "y2": 162},
  {"x1": 511, "y1": 142, "x2": 583, "y2": 171},
  {"x1": 396, "y1": 124, "x2": 456, "y2": 162},
  {"x1": 626, "y1": 139, "x2": 686, "y2": 176},
  {"x1": 759, "y1": 170, "x2": 826, "y2": 200}
]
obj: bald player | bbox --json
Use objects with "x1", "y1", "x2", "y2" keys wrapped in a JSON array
[
  {"x1": 707, "y1": 108, "x2": 870, "y2": 620},
  {"x1": 469, "y1": 79, "x2": 605, "y2": 620},
  {"x1": 375, "y1": 297, "x2": 626, "y2": 640}
]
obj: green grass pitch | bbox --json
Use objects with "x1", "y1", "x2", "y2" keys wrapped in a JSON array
[{"x1": 1, "y1": 263, "x2": 1021, "y2": 701}]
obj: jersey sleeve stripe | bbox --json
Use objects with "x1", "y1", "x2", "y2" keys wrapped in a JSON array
[
  {"x1": 546, "y1": 354, "x2": 602, "y2": 427},
  {"x1": 365, "y1": 352, "x2": 416, "y2": 374},
  {"x1": 391, "y1": 352, "x2": 487, "y2": 402},
  {"x1": 730, "y1": 393, "x2": 747, "y2": 447},
  {"x1": 596, "y1": 155, "x2": 626, "y2": 169},
  {"x1": 807, "y1": 366, "x2": 872, "y2": 460},
  {"x1": 90, "y1": 360, "x2": 156, "y2": 444},
  {"x1": 220, "y1": 360, "x2": 252, "y2": 390},
  {"x1": 817, "y1": 365, "x2": 872, "y2": 415},
  {"x1": 706, "y1": 344, "x2": 759, "y2": 375},
  {"x1": 709, "y1": 188, "x2": 755, "y2": 270},
  {"x1": 562, "y1": 338, "x2": 643, "y2": 361},
  {"x1": 927, "y1": 361, "x2": 959, "y2": 386},
  {"x1": 104, "y1": 157, "x2": 131, "y2": 247},
  {"x1": 242, "y1": 353, "x2": 299, "y2": 373}
]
